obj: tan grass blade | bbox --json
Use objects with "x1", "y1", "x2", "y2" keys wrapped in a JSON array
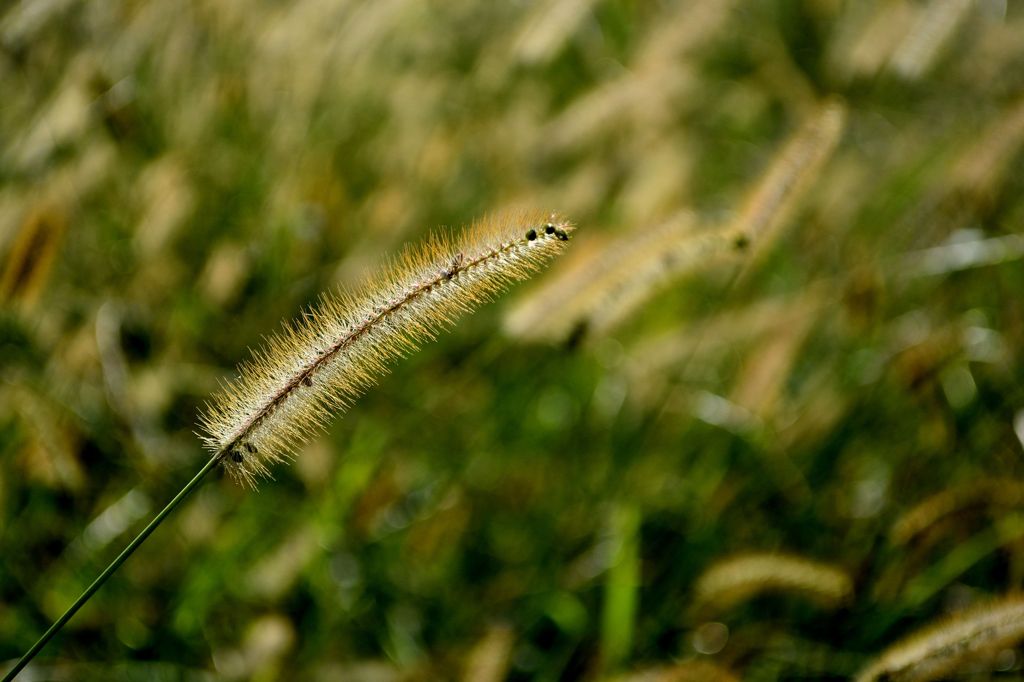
[
  {"x1": 541, "y1": 0, "x2": 735, "y2": 153},
  {"x1": 623, "y1": 287, "x2": 826, "y2": 407},
  {"x1": 0, "y1": 206, "x2": 67, "y2": 307},
  {"x1": 830, "y1": 1, "x2": 916, "y2": 80},
  {"x1": 948, "y1": 94, "x2": 1024, "y2": 204},
  {"x1": 889, "y1": 0, "x2": 974, "y2": 80},
  {"x1": 461, "y1": 624, "x2": 514, "y2": 682}
]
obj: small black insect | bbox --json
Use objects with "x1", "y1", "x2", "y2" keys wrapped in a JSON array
[
  {"x1": 302, "y1": 375, "x2": 313, "y2": 387},
  {"x1": 526, "y1": 228, "x2": 537, "y2": 241},
  {"x1": 734, "y1": 233, "x2": 750, "y2": 250},
  {"x1": 545, "y1": 223, "x2": 556, "y2": 235},
  {"x1": 443, "y1": 253, "x2": 464, "y2": 281},
  {"x1": 230, "y1": 450, "x2": 244, "y2": 463},
  {"x1": 554, "y1": 228, "x2": 569, "y2": 241}
]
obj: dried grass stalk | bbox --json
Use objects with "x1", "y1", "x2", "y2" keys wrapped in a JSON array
[
  {"x1": 890, "y1": 478, "x2": 1024, "y2": 546},
  {"x1": 506, "y1": 99, "x2": 845, "y2": 345},
  {"x1": 0, "y1": 206, "x2": 67, "y2": 307},
  {"x1": 856, "y1": 596, "x2": 1024, "y2": 682},
  {"x1": 731, "y1": 98, "x2": 846, "y2": 263},
  {"x1": 505, "y1": 211, "x2": 737, "y2": 344},
  {"x1": 889, "y1": 0, "x2": 974, "y2": 80},
  {"x1": 692, "y1": 553, "x2": 853, "y2": 616}
]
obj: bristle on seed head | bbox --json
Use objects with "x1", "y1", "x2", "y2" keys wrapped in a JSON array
[{"x1": 199, "y1": 210, "x2": 574, "y2": 486}]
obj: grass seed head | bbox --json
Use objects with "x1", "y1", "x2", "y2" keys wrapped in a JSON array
[{"x1": 200, "y1": 210, "x2": 574, "y2": 486}]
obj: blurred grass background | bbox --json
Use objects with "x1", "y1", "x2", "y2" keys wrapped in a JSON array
[{"x1": 2, "y1": 0, "x2": 1024, "y2": 679}]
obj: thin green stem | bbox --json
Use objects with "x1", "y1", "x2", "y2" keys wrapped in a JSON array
[{"x1": 2, "y1": 453, "x2": 223, "y2": 682}]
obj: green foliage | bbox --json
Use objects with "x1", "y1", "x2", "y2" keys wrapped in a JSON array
[{"x1": 3, "y1": 0, "x2": 1024, "y2": 680}]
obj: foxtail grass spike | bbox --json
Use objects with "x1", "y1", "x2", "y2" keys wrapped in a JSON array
[
  {"x1": 731, "y1": 98, "x2": 846, "y2": 261},
  {"x1": 890, "y1": 478, "x2": 1024, "y2": 546},
  {"x1": 692, "y1": 552, "x2": 853, "y2": 617},
  {"x1": 201, "y1": 209, "x2": 574, "y2": 485},
  {"x1": 856, "y1": 596, "x2": 1024, "y2": 682},
  {"x1": 505, "y1": 211, "x2": 735, "y2": 344}
]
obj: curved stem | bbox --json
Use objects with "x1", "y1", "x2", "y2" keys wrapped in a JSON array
[{"x1": 3, "y1": 454, "x2": 223, "y2": 682}]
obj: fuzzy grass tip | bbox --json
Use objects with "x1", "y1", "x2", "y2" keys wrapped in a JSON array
[{"x1": 200, "y1": 210, "x2": 574, "y2": 485}]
